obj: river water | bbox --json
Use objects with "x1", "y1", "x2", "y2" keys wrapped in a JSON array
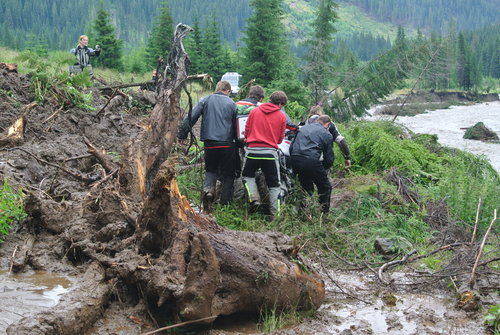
[{"x1": 367, "y1": 101, "x2": 500, "y2": 173}]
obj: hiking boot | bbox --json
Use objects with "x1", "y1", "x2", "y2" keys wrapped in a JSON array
[
  {"x1": 202, "y1": 192, "x2": 214, "y2": 214},
  {"x1": 249, "y1": 200, "x2": 261, "y2": 214}
]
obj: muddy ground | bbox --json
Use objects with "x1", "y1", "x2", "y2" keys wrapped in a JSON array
[{"x1": 0, "y1": 68, "x2": 497, "y2": 334}]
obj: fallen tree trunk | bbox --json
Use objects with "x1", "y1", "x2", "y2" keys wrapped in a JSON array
[{"x1": 111, "y1": 23, "x2": 325, "y2": 322}]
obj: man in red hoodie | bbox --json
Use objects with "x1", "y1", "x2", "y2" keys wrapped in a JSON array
[{"x1": 242, "y1": 91, "x2": 287, "y2": 217}]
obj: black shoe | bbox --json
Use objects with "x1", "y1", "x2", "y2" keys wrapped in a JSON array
[
  {"x1": 249, "y1": 200, "x2": 261, "y2": 214},
  {"x1": 203, "y1": 192, "x2": 214, "y2": 214}
]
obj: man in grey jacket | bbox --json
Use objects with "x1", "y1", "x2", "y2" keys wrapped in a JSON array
[
  {"x1": 178, "y1": 80, "x2": 237, "y2": 213},
  {"x1": 290, "y1": 115, "x2": 335, "y2": 213}
]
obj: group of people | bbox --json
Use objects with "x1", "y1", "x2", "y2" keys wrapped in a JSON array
[
  {"x1": 67, "y1": 35, "x2": 352, "y2": 217},
  {"x1": 178, "y1": 80, "x2": 351, "y2": 217}
]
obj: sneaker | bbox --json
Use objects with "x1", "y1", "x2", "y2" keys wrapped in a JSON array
[{"x1": 203, "y1": 192, "x2": 214, "y2": 214}]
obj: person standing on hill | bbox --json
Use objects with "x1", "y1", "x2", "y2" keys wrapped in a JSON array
[
  {"x1": 178, "y1": 80, "x2": 238, "y2": 213},
  {"x1": 70, "y1": 35, "x2": 101, "y2": 77},
  {"x1": 242, "y1": 91, "x2": 287, "y2": 217}
]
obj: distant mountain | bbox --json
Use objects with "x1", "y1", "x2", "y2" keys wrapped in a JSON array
[{"x1": 0, "y1": 0, "x2": 498, "y2": 58}]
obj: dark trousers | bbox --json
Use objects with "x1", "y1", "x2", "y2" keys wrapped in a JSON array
[
  {"x1": 291, "y1": 156, "x2": 332, "y2": 213},
  {"x1": 242, "y1": 155, "x2": 280, "y2": 188},
  {"x1": 204, "y1": 146, "x2": 236, "y2": 204}
]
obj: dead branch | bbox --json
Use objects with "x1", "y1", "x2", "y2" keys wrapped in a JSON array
[
  {"x1": 10, "y1": 237, "x2": 34, "y2": 273},
  {"x1": 471, "y1": 198, "x2": 482, "y2": 244},
  {"x1": 83, "y1": 135, "x2": 118, "y2": 173},
  {"x1": 319, "y1": 261, "x2": 372, "y2": 305},
  {"x1": 378, "y1": 249, "x2": 417, "y2": 285},
  {"x1": 479, "y1": 257, "x2": 500, "y2": 267},
  {"x1": 96, "y1": 89, "x2": 118, "y2": 116},
  {"x1": 1, "y1": 147, "x2": 96, "y2": 183},
  {"x1": 469, "y1": 209, "x2": 497, "y2": 289},
  {"x1": 0, "y1": 62, "x2": 18, "y2": 72},
  {"x1": 89, "y1": 168, "x2": 119, "y2": 189},
  {"x1": 42, "y1": 106, "x2": 64, "y2": 124},
  {"x1": 140, "y1": 316, "x2": 217, "y2": 335},
  {"x1": 407, "y1": 242, "x2": 470, "y2": 262},
  {"x1": 0, "y1": 115, "x2": 26, "y2": 147},
  {"x1": 64, "y1": 154, "x2": 93, "y2": 162},
  {"x1": 324, "y1": 242, "x2": 358, "y2": 266},
  {"x1": 8, "y1": 245, "x2": 18, "y2": 273}
]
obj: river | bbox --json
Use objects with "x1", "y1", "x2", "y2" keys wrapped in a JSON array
[{"x1": 367, "y1": 101, "x2": 500, "y2": 173}]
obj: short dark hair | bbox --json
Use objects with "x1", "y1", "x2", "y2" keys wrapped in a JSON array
[
  {"x1": 248, "y1": 85, "x2": 265, "y2": 101},
  {"x1": 216, "y1": 80, "x2": 231, "y2": 92},
  {"x1": 317, "y1": 115, "x2": 331, "y2": 125},
  {"x1": 269, "y1": 91, "x2": 288, "y2": 106}
]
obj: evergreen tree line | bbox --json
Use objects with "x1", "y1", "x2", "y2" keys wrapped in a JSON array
[
  {"x1": 339, "y1": 0, "x2": 500, "y2": 32},
  {"x1": 1, "y1": 0, "x2": 498, "y2": 53},
  {"x1": 3, "y1": 0, "x2": 498, "y2": 122}
]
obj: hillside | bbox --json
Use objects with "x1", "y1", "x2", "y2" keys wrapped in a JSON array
[{"x1": 1, "y1": 0, "x2": 497, "y2": 55}]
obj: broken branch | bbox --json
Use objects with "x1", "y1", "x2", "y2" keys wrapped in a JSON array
[
  {"x1": 378, "y1": 249, "x2": 417, "y2": 285},
  {"x1": 469, "y1": 209, "x2": 497, "y2": 289}
]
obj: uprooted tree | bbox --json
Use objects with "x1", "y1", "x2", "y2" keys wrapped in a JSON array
[{"x1": 6, "y1": 23, "x2": 324, "y2": 333}]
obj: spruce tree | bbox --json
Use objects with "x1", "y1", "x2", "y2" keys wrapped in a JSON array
[
  {"x1": 241, "y1": 0, "x2": 287, "y2": 87},
  {"x1": 185, "y1": 17, "x2": 204, "y2": 75},
  {"x1": 303, "y1": 0, "x2": 339, "y2": 104},
  {"x1": 201, "y1": 18, "x2": 227, "y2": 81},
  {"x1": 145, "y1": 2, "x2": 174, "y2": 69},
  {"x1": 457, "y1": 33, "x2": 472, "y2": 90},
  {"x1": 92, "y1": 2, "x2": 123, "y2": 70}
]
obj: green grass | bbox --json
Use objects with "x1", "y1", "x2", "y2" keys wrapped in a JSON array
[{"x1": 0, "y1": 179, "x2": 27, "y2": 242}]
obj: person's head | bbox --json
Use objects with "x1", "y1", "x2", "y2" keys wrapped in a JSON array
[
  {"x1": 316, "y1": 115, "x2": 331, "y2": 129},
  {"x1": 216, "y1": 80, "x2": 232, "y2": 95},
  {"x1": 308, "y1": 105, "x2": 324, "y2": 118},
  {"x1": 269, "y1": 91, "x2": 288, "y2": 107},
  {"x1": 247, "y1": 85, "x2": 265, "y2": 102},
  {"x1": 79, "y1": 35, "x2": 89, "y2": 47}
]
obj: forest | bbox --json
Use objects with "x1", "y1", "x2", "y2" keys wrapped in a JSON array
[{"x1": 0, "y1": 0, "x2": 499, "y2": 334}]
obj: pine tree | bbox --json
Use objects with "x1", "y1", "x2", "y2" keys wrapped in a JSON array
[
  {"x1": 201, "y1": 18, "x2": 228, "y2": 81},
  {"x1": 303, "y1": 0, "x2": 339, "y2": 104},
  {"x1": 92, "y1": 1, "x2": 124, "y2": 70},
  {"x1": 145, "y1": 2, "x2": 174, "y2": 69},
  {"x1": 457, "y1": 33, "x2": 473, "y2": 90},
  {"x1": 241, "y1": 0, "x2": 287, "y2": 87},
  {"x1": 185, "y1": 16, "x2": 204, "y2": 75}
]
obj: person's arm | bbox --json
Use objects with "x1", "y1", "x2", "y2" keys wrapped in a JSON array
[
  {"x1": 322, "y1": 133, "x2": 334, "y2": 170},
  {"x1": 278, "y1": 115, "x2": 286, "y2": 144},
  {"x1": 88, "y1": 46, "x2": 100, "y2": 57},
  {"x1": 329, "y1": 122, "x2": 351, "y2": 166},
  {"x1": 178, "y1": 97, "x2": 205, "y2": 140}
]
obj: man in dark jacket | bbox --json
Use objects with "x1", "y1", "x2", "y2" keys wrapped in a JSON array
[
  {"x1": 178, "y1": 80, "x2": 237, "y2": 213},
  {"x1": 242, "y1": 91, "x2": 287, "y2": 217},
  {"x1": 290, "y1": 115, "x2": 335, "y2": 213}
]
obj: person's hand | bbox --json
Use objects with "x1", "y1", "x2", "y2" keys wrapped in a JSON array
[{"x1": 345, "y1": 159, "x2": 351, "y2": 169}]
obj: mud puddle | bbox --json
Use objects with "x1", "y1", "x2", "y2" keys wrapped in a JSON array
[
  {"x1": 289, "y1": 271, "x2": 486, "y2": 335},
  {"x1": 0, "y1": 269, "x2": 73, "y2": 333}
]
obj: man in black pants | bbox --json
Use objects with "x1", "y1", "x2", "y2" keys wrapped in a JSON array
[
  {"x1": 290, "y1": 115, "x2": 335, "y2": 214},
  {"x1": 178, "y1": 80, "x2": 237, "y2": 213}
]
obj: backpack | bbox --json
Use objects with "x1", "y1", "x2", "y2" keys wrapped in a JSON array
[{"x1": 236, "y1": 101, "x2": 257, "y2": 116}]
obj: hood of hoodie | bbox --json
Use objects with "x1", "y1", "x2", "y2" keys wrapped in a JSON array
[{"x1": 258, "y1": 102, "x2": 281, "y2": 114}]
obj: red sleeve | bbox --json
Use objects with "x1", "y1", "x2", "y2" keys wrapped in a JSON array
[{"x1": 278, "y1": 114, "x2": 286, "y2": 144}]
